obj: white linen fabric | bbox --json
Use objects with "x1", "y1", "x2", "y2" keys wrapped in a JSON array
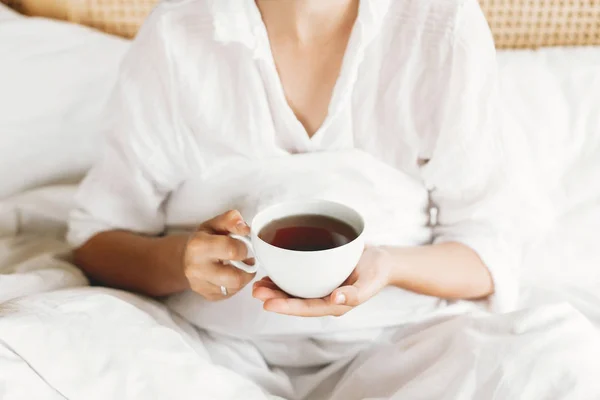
[
  {"x1": 1, "y1": 288, "x2": 599, "y2": 400},
  {"x1": 496, "y1": 46, "x2": 600, "y2": 301},
  {"x1": 68, "y1": 0, "x2": 542, "y2": 340},
  {"x1": 3, "y1": 179, "x2": 600, "y2": 399},
  {"x1": 0, "y1": 185, "x2": 87, "y2": 304},
  {"x1": 0, "y1": 43, "x2": 599, "y2": 400},
  {"x1": 1, "y1": 2, "x2": 600, "y2": 399},
  {"x1": 497, "y1": 47, "x2": 600, "y2": 216},
  {"x1": 0, "y1": 3, "x2": 19, "y2": 21},
  {"x1": 0, "y1": 5, "x2": 128, "y2": 198}
]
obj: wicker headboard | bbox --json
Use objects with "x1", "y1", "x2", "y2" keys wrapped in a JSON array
[{"x1": 3, "y1": 0, "x2": 600, "y2": 49}]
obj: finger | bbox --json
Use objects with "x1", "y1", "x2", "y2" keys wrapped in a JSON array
[
  {"x1": 187, "y1": 233, "x2": 249, "y2": 261},
  {"x1": 253, "y1": 277, "x2": 280, "y2": 291},
  {"x1": 201, "y1": 210, "x2": 250, "y2": 235},
  {"x1": 252, "y1": 285, "x2": 290, "y2": 301},
  {"x1": 185, "y1": 260, "x2": 254, "y2": 292},
  {"x1": 188, "y1": 280, "x2": 230, "y2": 301},
  {"x1": 252, "y1": 278, "x2": 292, "y2": 300},
  {"x1": 263, "y1": 297, "x2": 352, "y2": 317},
  {"x1": 331, "y1": 277, "x2": 376, "y2": 307},
  {"x1": 330, "y1": 285, "x2": 360, "y2": 307},
  {"x1": 207, "y1": 283, "x2": 244, "y2": 299},
  {"x1": 204, "y1": 262, "x2": 255, "y2": 290},
  {"x1": 203, "y1": 286, "x2": 227, "y2": 301}
]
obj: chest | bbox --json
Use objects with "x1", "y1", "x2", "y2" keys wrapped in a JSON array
[
  {"x1": 269, "y1": 36, "x2": 350, "y2": 138},
  {"x1": 174, "y1": 34, "x2": 444, "y2": 177}
]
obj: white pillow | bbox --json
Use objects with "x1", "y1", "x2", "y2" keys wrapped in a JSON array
[
  {"x1": 497, "y1": 47, "x2": 600, "y2": 216},
  {"x1": 498, "y1": 48, "x2": 600, "y2": 300},
  {"x1": 0, "y1": 5, "x2": 129, "y2": 198}
]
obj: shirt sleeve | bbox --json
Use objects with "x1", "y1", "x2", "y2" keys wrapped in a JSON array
[
  {"x1": 420, "y1": 0, "x2": 539, "y2": 313},
  {"x1": 67, "y1": 9, "x2": 187, "y2": 248}
]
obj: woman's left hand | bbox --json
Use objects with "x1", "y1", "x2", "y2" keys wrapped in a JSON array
[{"x1": 252, "y1": 247, "x2": 392, "y2": 317}]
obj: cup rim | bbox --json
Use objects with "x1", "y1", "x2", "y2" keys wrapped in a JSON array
[{"x1": 250, "y1": 199, "x2": 365, "y2": 254}]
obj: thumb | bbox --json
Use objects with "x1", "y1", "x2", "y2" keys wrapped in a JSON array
[
  {"x1": 331, "y1": 271, "x2": 385, "y2": 307},
  {"x1": 331, "y1": 283, "x2": 364, "y2": 307}
]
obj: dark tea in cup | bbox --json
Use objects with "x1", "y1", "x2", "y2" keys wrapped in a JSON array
[
  {"x1": 258, "y1": 214, "x2": 358, "y2": 252},
  {"x1": 227, "y1": 200, "x2": 364, "y2": 298}
]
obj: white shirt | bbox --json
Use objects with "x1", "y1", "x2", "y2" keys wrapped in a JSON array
[{"x1": 68, "y1": 0, "x2": 527, "y2": 339}]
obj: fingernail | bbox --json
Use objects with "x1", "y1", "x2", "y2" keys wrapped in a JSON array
[
  {"x1": 236, "y1": 221, "x2": 249, "y2": 230},
  {"x1": 335, "y1": 293, "x2": 346, "y2": 305}
]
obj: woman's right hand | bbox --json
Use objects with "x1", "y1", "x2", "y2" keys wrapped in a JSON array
[{"x1": 181, "y1": 210, "x2": 256, "y2": 301}]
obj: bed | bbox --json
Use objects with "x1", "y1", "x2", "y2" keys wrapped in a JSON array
[{"x1": 0, "y1": 1, "x2": 599, "y2": 399}]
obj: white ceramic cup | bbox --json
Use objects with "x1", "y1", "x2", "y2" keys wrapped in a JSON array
[{"x1": 229, "y1": 200, "x2": 365, "y2": 299}]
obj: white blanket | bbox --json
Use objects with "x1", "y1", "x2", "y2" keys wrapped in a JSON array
[
  {"x1": 0, "y1": 186, "x2": 276, "y2": 400},
  {"x1": 1, "y1": 186, "x2": 600, "y2": 400}
]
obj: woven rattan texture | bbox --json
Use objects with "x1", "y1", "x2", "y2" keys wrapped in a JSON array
[
  {"x1": 481, "y1": 0, "x2": 600, "y2": 48},
  {"x1": 2, "y1": 0, "x2": 600, "y2": 48},
  {"x1": 72, "y1": 0, "x2": 155, "y2": 38}
]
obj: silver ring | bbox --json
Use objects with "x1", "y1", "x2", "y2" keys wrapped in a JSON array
[{"x1": 220, "y1": 286, "x2": 228, "y2": 296}]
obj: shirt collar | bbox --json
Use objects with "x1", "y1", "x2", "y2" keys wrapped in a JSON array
[
  {"x1": 209, "y1": 0, "x2": 392, "y2": 56},
  {"x1": 210, "y1": 0, "x2": 258, "y2": 49}
]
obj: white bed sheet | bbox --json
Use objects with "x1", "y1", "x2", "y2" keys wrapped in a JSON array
[{"x1": 0, "y1": 186, "x2": 276, "y2": 399}]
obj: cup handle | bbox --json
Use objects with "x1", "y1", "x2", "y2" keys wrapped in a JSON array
[{"x1": 228, "y1": 234, "x2": 259, "y2": 274}]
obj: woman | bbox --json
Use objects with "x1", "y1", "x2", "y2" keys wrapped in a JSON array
[{"x1": 68, "y1": 0, "x2": 525, "y2": 398}]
